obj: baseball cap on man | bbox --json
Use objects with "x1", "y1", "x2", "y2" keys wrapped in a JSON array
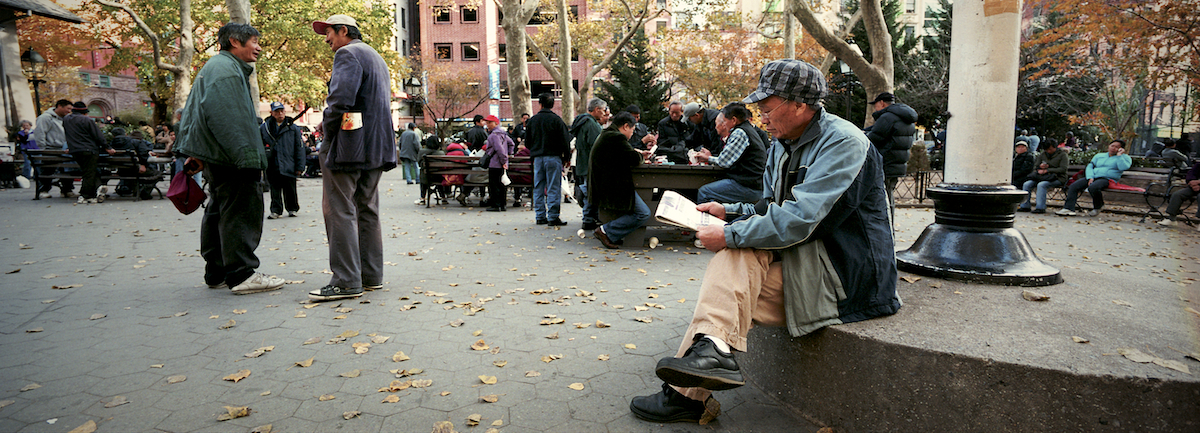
[
  {"x1": 313, "y1": 14, "x2": 358, "y2": 35},
  {"x1": 743, "y1": 59, "x2": 826, "y2": 106},
  {"x1": 483, "y1": 115, "x2": 500, "y2": 123},
  {"x1": 269, "y1": 101, "x2": 285, "y2": 111},
  {"x1": 682, "y1": 102, "x2": 702, "y2": 119},
  {"x1": 869, "y1": 92, "x2": 896, "y2": 104}
]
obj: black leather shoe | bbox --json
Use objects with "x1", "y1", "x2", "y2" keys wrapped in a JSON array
[
  {"x1": 547, "y1": 219, "x2": 568, "y2": 226},
  {"x1": 536, "y1": 219, "x2": 548, "y2": 225},
  {"x1": 594, "y1": 227, "x2": 619, "y2": 249},
  {"x1": 1016, "y1": 207, "x2": 1030, "y2": 212},
  {"x1": 629, "y1": 383, "x2": 710, "y2": 423},
  {"x1": 655, "y1": 337, "x2": 744, "y2": 391},
  {"x1": 581, "y1": 221, "x2": 600, "y2": 230}
]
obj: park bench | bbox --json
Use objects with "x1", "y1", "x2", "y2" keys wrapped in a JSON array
[
  {"x1": 26, "y1": 149, "x2": 165, "y2": 201},
  {"x1": 420, "y1": 155, "x2": 533, "y2": 208}
]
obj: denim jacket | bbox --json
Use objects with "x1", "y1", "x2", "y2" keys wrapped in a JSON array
[{"x1": 722, "y1": 108, "x2": 900, "y2": 336}]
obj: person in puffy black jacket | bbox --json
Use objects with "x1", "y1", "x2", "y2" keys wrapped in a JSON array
[{"x1": 864, "y1": 92, "x2": 917, "y2": 223}]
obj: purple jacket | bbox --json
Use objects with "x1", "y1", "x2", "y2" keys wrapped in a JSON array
[
  {"x1": 484, "y1": 127, "x2": 512, "y2": 169},
  {"x1": 321, "y1": 40, "x2": 397, "y2": 172}
]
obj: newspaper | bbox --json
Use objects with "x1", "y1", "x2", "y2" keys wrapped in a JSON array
[{"x1": 655, "y1": 190, "x2": 723, "y2": 230}]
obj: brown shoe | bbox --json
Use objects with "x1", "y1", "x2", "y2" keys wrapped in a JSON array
[{"x1": 594, "y1": 227, "x2": 620, "y2": 249}]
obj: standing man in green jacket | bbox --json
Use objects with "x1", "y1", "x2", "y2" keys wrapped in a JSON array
[
  {"x1": 176, "y1": 22, "x2": 285, "y2": 295},
  {"x1": 570, "y1": 98, "x2": 608, "y2": 231}
]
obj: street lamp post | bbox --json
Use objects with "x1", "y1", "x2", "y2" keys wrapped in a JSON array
[
  {"x1": 405, "y1": 76, "x2": 422, "y2": 123},
  {"x1": 21, "y1": 48, "x2": 47, "y2": 114}
]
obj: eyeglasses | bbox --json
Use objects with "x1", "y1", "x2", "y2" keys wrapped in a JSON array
[{"x1": 760, "y1": 101, "x2": 791, "y2": 120}]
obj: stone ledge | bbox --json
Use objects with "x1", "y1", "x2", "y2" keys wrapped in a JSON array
[{"x1": 741, "y1": 326, "x2": 1199, "y2": 432}]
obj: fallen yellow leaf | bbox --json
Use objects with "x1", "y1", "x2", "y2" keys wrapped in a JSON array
[
  {"x1": 223, "y1": 369, "x2": 251, "y2": 383},
  {"x1": 568, "y1": 382, "x2": 585, "y2": 390}
]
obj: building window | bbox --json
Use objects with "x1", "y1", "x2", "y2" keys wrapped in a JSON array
[
  {"x1": 461, "y1": 8, "x2": 478, "y2": 22},
  {"x1": 655, "y1": 20, "x2": 667, "y2": 34},
  {"x1": 435, "y1": 43, "x2": 452, "y2": 60},
  {"x1": 402, "y1": 39, "x2": 409, "y2": 55},
  {"x1": 401, "y1": 8, "x2": 407, "y2": 28},
  {"x1": 461, "y1": 43, "x2": 480, "y2": 61},
  {"x1": 657, "y1": 0, "x2": 665, "y2": 9},
  {"x1": 434, "y1": 9, "x2": 450, "y2": 22},
  {"x1": 498, "y1": 43, "x2": 507, "y2": 62},
  {"x1": 80, "y1": 72, "x2": 91, "y2": 85},
  {"x1": 499, "y1": 81, "x2": 510, "y2": 100},
  {"x1": 99, "y1": 75, "x2": 112, "y2": 88},
  {"x1": 905, "y1": 0, "x2": 916, "y2": 13}
]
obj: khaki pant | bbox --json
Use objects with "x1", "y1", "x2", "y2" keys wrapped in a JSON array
[{"x1": 673, "y1": 248, "x2": 786, "y2": 402}]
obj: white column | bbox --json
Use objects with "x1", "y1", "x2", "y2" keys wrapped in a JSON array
[
  {"x1": 0, "y1": 22, "x2": 36, "y2": 129},
  {"x1": 943, "y1": 0, "x2": 1022, "y2": 185}
]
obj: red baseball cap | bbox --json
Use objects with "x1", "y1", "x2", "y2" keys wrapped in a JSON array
[{"x1": 483, "y1": 115, "x2": 500, "y2": 123}]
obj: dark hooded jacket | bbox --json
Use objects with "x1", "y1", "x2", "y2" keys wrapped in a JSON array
[{"x1": 865, "y1": 103, "x2": 918, "y2": 178}]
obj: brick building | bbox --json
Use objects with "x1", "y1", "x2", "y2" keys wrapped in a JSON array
[
  {"x1": 76, "y1": 48, "x2": 151, "y2": 121},
  {"x1": 418, "y1": 0, "x2": 592, "y2": 122}
]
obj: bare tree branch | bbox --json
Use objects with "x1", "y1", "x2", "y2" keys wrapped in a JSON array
[{"x1": 95, "y1": 0, "x2": 183, "y2": 74}]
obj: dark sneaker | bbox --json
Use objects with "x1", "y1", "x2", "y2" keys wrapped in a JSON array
[
  {"x1": 655, "y1": 337, "x2": 745, "y2": 391},
  {"x1": 582, "y1": 221, "x2": 600, "y2": 230},
  {"x1": 1031, "y1": 208, "x2": 1046, "y2": 214},
  {"x1": 547, "y1": 219, "x2": 568, "y2": 226},
  {"x1": 207, "y1": 282, "x2": 228, "y2": 290},
  {"x1": 308, "y1": 285, "x2": 363, "y2": 301},
  {"x1": 1016, "y1": 207, "x2": 1030, "y2": 212},
  {"x1": 536, "y1": 219, "x2": 548, "y2": 225},
  {"x1": 629, "y1": 383, "x2": 719, "y2": 423},
  {"x1": 364, "y1": 284, "x2": 383, "y2": 291},
  {"x1": 486, "y1": 207, "x2": 502, "y2": 212},
  {"x1": 594, "y1": 227, "x2": 620, "y2": 249}
]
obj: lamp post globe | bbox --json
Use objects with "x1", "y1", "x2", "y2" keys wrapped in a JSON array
[{"x1": 21, "y1": 48, "x2": 47, "y2": 114}]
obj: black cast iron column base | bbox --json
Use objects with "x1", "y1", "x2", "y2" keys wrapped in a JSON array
[{"x1": 896, "y1": 184, "x2": 1063, "y2": 287}]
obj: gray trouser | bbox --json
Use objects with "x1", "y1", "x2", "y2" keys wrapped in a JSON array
[
  {"x1": 201, "y1": 164, "x2": 264, "y2": 287},
  {"x1": 322, "y1": 168, "x2": 384, "y2": 288}
]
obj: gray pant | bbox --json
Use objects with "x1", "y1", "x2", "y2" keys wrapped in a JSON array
[
  {"x1": 322, "y1": 168, "x2": 384, "y2": 288},
  {"x1": 1166, "y1": 186, "x2": 1200, "y2": 219},
  {"x1": 201, "y1": 164, "x2": 264, "y2": 287}
]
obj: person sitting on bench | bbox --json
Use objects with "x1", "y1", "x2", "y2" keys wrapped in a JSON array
[
  {"x1": 1157, "y1": 160, "x2": 1200, "y2": 230},
  {"x1": 1057, "y1": 139, "x2": 1132, "y2": 217}
]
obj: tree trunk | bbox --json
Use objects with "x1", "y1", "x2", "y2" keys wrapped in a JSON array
[
  {"x1": 226, "y1": 0, "x2": 259, "y2": 113},
  {"x1": 556, "y1": 0, "x2": 575, "y2": 120},
  {"x1": 784, "y1": 0, "x2": 795, "y2": 58},
  {"x1": 500, "y1": 0, "x2": 540, "y2": 119},
  {"x1": 174, "y1": 0, "x2": 194, "y2": 114},
  {"x1": 792, "y1": 0, "x2": 892, "y2": 127}
]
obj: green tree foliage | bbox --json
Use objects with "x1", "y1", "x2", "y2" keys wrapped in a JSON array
[
  {"x1": 98, "y1": 0, "x2": 407, "y2": 115},
  {"x1": 1017, "y1": 10, "x2": 1107, "y2": 141},
  {"x1": 595, "y1": 30, "x2": 671, "y2": 127}
]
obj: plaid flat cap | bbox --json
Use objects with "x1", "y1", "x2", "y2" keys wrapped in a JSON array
[{"x1": 743, "y1": 59, "x2": 826, "y2": 106}]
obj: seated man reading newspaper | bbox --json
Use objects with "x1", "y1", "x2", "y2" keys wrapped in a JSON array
[{"x1": 630, "y1": 59, "x2": 901, "y2": 424}]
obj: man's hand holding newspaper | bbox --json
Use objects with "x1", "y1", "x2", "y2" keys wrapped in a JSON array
[{"x1": 655, "y1": 190, "x2": 728, "y2": 252}]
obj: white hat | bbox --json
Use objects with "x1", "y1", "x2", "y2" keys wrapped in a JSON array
[{"x1": 313, "y1": 14, "x2": 358, "y2": 35}]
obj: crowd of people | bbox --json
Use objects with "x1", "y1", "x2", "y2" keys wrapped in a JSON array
[{"x1": 8, "y1": 12, "x2": 1197, "y2": 426}]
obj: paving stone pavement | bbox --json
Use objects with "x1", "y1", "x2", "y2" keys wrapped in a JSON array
[{"x1": 0, "y1": 173, "x2": 824, "y2": 433}]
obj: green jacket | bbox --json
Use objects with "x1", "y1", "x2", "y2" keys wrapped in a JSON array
[
  {"x1": 175, "y1": 51, "x2": 265, "y2": 169},
  {"x1": 570, "y1": 113, "x2": 602, "y2": 178}
]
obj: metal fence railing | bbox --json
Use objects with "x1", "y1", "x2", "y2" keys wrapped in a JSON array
[{"x1": 894, "y1": 170, "x2": 944, "y2": 205}]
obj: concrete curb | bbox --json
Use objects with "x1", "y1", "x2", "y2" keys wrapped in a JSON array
[{"x1": 741, "y1": 326, "x2": 1200, "y2": 432}]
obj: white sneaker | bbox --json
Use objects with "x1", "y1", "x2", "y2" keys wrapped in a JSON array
[
  {"x1": 39, "y1": 192, "x2": 51, "y2": 199},
  {"x1": 230, "y1": 273, "x2": 286, "y2": 295},
  {"x1": 1158, "y1": 219, "x2": 1175, "y2": 226},
  {"x1": 1086, "y1": 209, "x2": 1100, "y2": 217},
  {"x1": 267, "y1": 213, "x2": 282, "y2": 219},
  {"x1": 76, "y1": 196, "x2": 86, "y2": 204},
  {"x1": 98, "y1": 185, "x2": 107, "y2": 196},
  {"x1": 1055, "y1": 209, "x2": 1077, "y2": 216}
]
